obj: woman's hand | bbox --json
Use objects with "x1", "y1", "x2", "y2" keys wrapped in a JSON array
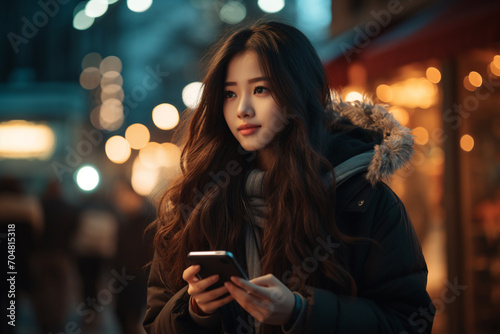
[
  {"x1": 182, "y1": 265, "x2": 234, "y2": 315},
  {"x1": 224, "y1": 273, "x2": 295, "y2": 325}
]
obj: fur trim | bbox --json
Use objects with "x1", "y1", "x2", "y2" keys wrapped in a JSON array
[{"x1": 329, "y1": 93, "x2": 414, "y2": 184}]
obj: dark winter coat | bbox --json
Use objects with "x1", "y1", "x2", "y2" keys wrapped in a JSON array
[{"x1": 143, "y1": 97, "x2": 434, "y2": 333}]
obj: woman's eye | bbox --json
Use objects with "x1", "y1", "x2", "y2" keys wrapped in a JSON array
[
  {"x1": 254, "y1": 86, "x2": 269, "y2": 95},
  {"x1": 225, "y1": 91, "x2": 236, "y2": 99}
]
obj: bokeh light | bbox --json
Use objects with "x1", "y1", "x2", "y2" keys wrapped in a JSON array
[
  {"x1": 152, "y1": 103, "x2": 179, "y2": 130},
  {"x1": 73, "y1": 10, "x2": 94, "y2": 30},
  {"x1": 101, "y1": 71, "x2": 123, "y2": 88},
  {"x1": 460, "y1": 134, "x2": 474, "y2": 152},
  {"x1": 90, "y1": 106, "x2": 102, "y2": 129},
  {"x1": 388, "y1": 107, "x2": 409, "y2": 126},
  {"x1": 85, "y1": 0, "x2": 108, "y2": 18},
  {"x1": 99, "y1": 117, "x2": 123, "y2": 132},
  {"x1": 101, "y1": 84, "x2": 124, "y2": 101},
  {"x1": 468, "y1": 71, "x2": 482, "y2": 88},
  {"x1": 100, "y1": 56, "x2": 122, "y2": 74},
  {"x1": 0, "y1": 120, "x2": 55, "y2": 159},
  {"x1": 99, "y1": 99, "x2": 124, "y2": 131},
  {"x1": 75, "y1": 165, "x2": 100, "y2": 191},
  {"x1": 376, "y1": 84, "x2": 393, "y2": 102},
  {"x1": 220, "y1": 1, "x2": 247, "y2": 24},
  {"x1": 412, "y1": 127, "x2": 429, "y2": 145},
  {"x1": 489, "y1": 62, "x2": 500, "y2": 77},
  {"x1": 131, "y1": 156, "x2": 158, "y2": 196},
  {"x1": 99, "y1": 99, "x2": 123, "y2": 123},
  {"x1": 105, "y1": 135, "x2": 131, "y2": 164},
  {"x1": 429, "y1": 146, "x2": 445, "y2": 166},
  {"x1": 182, "y1": 82, "x2": 204, "y2": 109},
  {"x1": 463, "y1": 75, "x2": 476, "y2": 91},
  {"x1": 127, "y1": 0, "x2": 153, "y2": 13},
  {"x1": 82, "y1": 52, "x2": 102, "y2": 69},
  {"x1": 344, "y1": 91, "x2": 363, "y2": 102},
  {"x1": 138, "y1": 142, "x2": 163, "y2": 169},
  {"x1": 79, "y1": 67, "x2": 101, "y2": 90},
  {"x1": 160, "y1": 142, "x2": 181, "y2": 168},
  {"x1": 426, "y1": 67, "x2": 441, "y2": 84},
  {"x1": 125, "y1": 123, "x2": 150, "y2": 150},
  {"x1": 494, "y1": 55, "x2": 500, "y2": 68},
  {"x1": 258, "y1": 0, "x2": 285, "y2": 13},
  {"x1": 376, "y1": 77, "x2": 437, "y2": 109}
]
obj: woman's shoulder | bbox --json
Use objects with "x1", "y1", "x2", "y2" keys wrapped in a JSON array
[{"x1": 334, "y1": 172, "x2": 406, "y2": 234}]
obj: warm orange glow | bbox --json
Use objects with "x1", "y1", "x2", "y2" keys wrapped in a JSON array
[
  {"x1": 490, "y1": 62, "x2": 500, "y2": 77},
  {"x1": 152, "y1": 103, "x2": 180, "y2": 130},
  {"x1": 416, "y1": 78, "x2": 435, "y2": 109},
  {"x1": 389, "y1": 107, "x2": 409, "y2": 126},
  {"x1": 463, "y1": 76, "x2": 476, "y2": 91},
  {"x1": 494, "y1": 55, "x2": 500, "y2": 68},
  {"x1": 426, "y1": 67, "x2": 441, "y2": 84},
  {"x1": 138, "y1": 142, "x2": 162, "y2": 168},
  {"x1": 131, "y1": 156, "x2": 159, "y2": 197},
  {"x1": 376, "y1": 84, "x2": 393, "y2": 102},
  {"x1": 125, "y1": 123, "x2": 150, "y2": 150},
  {"x1": 380, "y1": 77, "x2": 437, "y2": 109},
  {"x1": 460, "y1": 134, "x2": 474, "y2": 152},
  {"x1": 429, "y1": 146, "x2": 445, "y2": 165},
  {"x1": 468, "y1": 71, "x2": 482, "y2": 88},
  {"x1": 0, "y1": 120, "x2": 55, "y2": 159},
  {"x1": 160, "y1": 142, "x2": 181, "y2": 168},
  {"x1": 412, "y1": 127, "x2": 429, "y2": 145},
  {"x1": 344, "y1": 91, "x2": 363, "y2": 102},
  {"x1": 105, "y1": 135, "x2": 131, "y2": 164}
]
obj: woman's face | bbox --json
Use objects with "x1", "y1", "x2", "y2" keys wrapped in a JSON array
[{"x1": 223, "y1": 51, "x2": 287, "y2": 158}]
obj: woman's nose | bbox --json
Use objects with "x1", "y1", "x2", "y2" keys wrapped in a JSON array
[{"x1": 236, "y1": 95, "x2": 255, "y2": 118}]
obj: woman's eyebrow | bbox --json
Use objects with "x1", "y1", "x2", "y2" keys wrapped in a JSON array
[{"x1": 224, "y1": 77, "x2": 269, "y2": 87}]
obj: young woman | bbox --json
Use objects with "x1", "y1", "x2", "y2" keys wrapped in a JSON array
[{"x1": 144, "y1": 21, "x2": 433, "y2": 334}]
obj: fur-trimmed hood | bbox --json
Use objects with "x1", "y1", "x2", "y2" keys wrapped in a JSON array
[{"x1": 325, "y1": 94, "x2": 414, "y2": 186}]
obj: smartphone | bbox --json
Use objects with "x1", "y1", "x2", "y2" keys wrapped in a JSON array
[{"x1": 187, "y1": 250, "x2": 248, "y2": 290}]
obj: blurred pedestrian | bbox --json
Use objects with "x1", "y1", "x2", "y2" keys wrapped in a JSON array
[{"x1": 112, "y1": 178, "x2": 155, "y2": 334}]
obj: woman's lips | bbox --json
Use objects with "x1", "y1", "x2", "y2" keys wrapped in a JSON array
[{"x1": 238, "y1": 124, "x2": 261, "y2": 136}]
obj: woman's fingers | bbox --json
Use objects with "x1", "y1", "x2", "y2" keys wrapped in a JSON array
[
  {"x1": 193, "y1": 283, "x2": 234, "y2": 314},
  {"x1": 224, "y1": 281, "x2": 274, "y2": 322},
  {"x1": 229, "y1": 276, "x2": 270, "y2": 299},
  {"x1": 196, "y1": 284, "x2": 230, "y2": 304},
  {"x1": 225, "y1": 274, "x2": 296, "y2": 325},
  {"x1": 187, "y1": 274, "x2": 220, "y2": 295},
  {"x1": 182, "y1": 265, "x2": 200, "y2": 283}
]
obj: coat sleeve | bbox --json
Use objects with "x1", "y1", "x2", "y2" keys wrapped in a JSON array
[
  {"x1": 302, "y1": 182, "x2": 434, "y2": 333},
  {"x1": 143, "y1": 252, "x2": 222, "y2": 334}
]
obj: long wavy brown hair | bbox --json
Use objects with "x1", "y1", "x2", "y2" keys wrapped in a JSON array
[{"x1": 152, "y1": 21, "x2": 356, "y2": 300}]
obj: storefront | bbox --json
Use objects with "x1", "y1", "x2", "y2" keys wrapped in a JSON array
[{"x1": 325, "y1": 1, "x2": 500, "y2": 333}]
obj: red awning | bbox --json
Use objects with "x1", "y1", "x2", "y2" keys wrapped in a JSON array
[{"x1": 325, "y1": 0, "x2": 500, "y2": 86}]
